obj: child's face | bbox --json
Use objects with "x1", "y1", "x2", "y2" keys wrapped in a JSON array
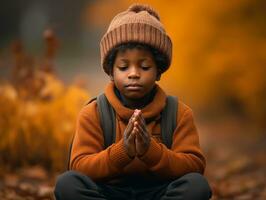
[{"x1": 111, "y1": 48, "x2": 159, "y2": 100}]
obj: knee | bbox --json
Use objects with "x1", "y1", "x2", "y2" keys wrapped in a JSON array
[
  {"x1": 167, "y1": 173, "x2": 212, "y2": 200},
  {"x1": 55, "y1": 171, "x2": 78, "y2": 191},
  {"x1": 181, "y1": 173, "x2": 212, "y2": 199},
  {"x1": 54, "y1": 170, "x2": 97, "y2": 198}
]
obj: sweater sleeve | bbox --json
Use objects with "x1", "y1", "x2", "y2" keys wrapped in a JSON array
[
  {"x1": 70, "y1": 101, "x2": 133, "y2": 181},
  {"x1": 139, "y1": 105, "x2": 206, "y2": 180}
]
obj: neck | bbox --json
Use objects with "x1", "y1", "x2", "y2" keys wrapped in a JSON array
[{"x1": 115, "y1": 86, "x2": 157, "y2": 109}]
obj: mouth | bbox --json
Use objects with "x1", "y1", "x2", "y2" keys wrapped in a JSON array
[{"x1": 125, "y1": 84, "x2": 143, "y2": 90}]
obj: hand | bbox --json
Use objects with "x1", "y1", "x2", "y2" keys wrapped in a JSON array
[
  {"x1": 133, "y1": 110, "x2": 151, "y2": 157},
  {"x1": 123, "y1": 112, "x2": 137, "y2": 158}
]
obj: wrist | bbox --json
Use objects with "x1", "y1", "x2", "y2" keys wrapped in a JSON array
[
  {"x1": 137, "y1": 149, "x2": 148, "y2": 157},
  {"x1": 123, "y1": 141, "x2": 136, "y2": 159},
  {"x1": 127, "y1": 153, "x2": 135, "y2": 159},
  {"x1": 137, "y1": 142, "x2": 150, "y2": 157}
]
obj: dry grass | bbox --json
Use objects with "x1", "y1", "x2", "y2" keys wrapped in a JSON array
[{"x1": 0, "y1": 75, "x2": 89, "y2": 171}]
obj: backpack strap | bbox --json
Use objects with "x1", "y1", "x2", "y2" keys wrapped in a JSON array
[
  {"x1": 96, "y1": 93, "x2": 116, "y2": 148},
  {"x1": 67, "y1": 94, "x2": 115, "y2": 170},
  {"x1": 161, "y1": 95, "x2": 178, "y2": 149}
]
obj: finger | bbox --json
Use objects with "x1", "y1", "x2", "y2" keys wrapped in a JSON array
[
  {"x1": 133, "y1": 125, "x2": 140, "y2": 135},
  {"x1": 125, "y1": 129, "x2": 131, "y2": 139},
  {"x1": 129, "y1": 117, "x2": 135, "y2": 129},
  {"x1": 135, "y1": 130, "x2": 142, "y2": 143},
  {"x1": 134, "y1": 109, "x2": 141, "y2": 115},
  {"x1": 135, "y1": 122, "x2": 149, "y2": 140},
  {"x1": 135, "y1": 128, "x2": 148, "y2": 147},
  {"x1": 128, "y1": 128, "x2": 136, "y2": 143},
  {"x1": 133, "y1": 110, "x2": 146, "y2": 127},
  {"x1": 129, "y1": 111, "x2": 137, "y2": 123},
  {"x1": 132, "y1": 111, "x2": 148, "y2": 137},
  {"x1": 133, "y1": 110, "x2": 142, "y2": 121},
  {"x1": 138, "y1": 119, "x2": 146, "y2": 133},
  {"x1": 134, "y1": 121, "x2": 138, "y2": 128},
  {"x1": 130, "y1": 114, "x2": 136, "y2": 123},
  {"x1": 125, "y1": 122, "x2": 135, "y2": 140},
  {"x1": 139, "y1": 114, "x2": 146, "y2": 126},
  {"x1": 135, "y1": 117, "x2": 147, "y2": 136},
  {"x1": 134, "y1": 121, "x2": 145, "y2": 136},
  {"x1": 124, "y1": 123, "x2": 130, "y2": 138}
]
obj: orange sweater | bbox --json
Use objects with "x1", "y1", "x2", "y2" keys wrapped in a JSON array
[{"x1": 70, "y1": 82, "x2": 206, "y2": 183}]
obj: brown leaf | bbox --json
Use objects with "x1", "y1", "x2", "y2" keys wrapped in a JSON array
[
  {"x1": 37, "y1": 185, "x2": 54, "y2": 198},
  {"x1": 19, "y1": 166, "x2": 48, "y2": 181},
  {"x1": 4, "y1": 174, "x2": 19, "y2": 188}
]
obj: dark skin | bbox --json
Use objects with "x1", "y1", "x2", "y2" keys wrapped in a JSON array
[
  {"x1": 124, "y1": 109, "x2": 150, "y2": 157},
  {"x1": 110, "y1": 48, "x2": 160, "y2": 158}
]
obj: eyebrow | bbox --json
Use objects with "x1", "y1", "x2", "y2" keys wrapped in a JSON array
[{"x1": 118, "y1": 58, "x2": 149, "y2": 62}]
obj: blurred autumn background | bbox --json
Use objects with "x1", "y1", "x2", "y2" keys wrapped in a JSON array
[{"x1": 0, "y1": 0, "x2": 265, "y2": 199}]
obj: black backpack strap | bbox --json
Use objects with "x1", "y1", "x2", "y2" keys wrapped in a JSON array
[
  {"x1": 67, "y1": 94, "x2": 116, "y2": 170},
  {"x1": 161, "y1": 95, "x2": 178, "y2": 149},
  {"x1": 96, "y1": 93, "x2": 116, "y2": 149}
]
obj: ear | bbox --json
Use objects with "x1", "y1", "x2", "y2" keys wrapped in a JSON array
[
  {"x1": 156, "y1": 73, "x2": 161, "y2": 81},
  {"x1": 109, "y1": 74, "x2": 114, "y2": 81}
]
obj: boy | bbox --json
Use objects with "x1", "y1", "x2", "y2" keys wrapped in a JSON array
[{"x1": 55, "y1": 3, "x2": 212, "y2": 200}]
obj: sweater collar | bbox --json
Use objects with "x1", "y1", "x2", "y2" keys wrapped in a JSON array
[
  {"x1": 114, "y1": 85, "x2": 157, "y2": 109},
  {"x1": 104, "y1": 82, "x2": 166, "y2": 122}
]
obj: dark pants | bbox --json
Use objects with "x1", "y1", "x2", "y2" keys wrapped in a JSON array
[{"x1": 54, "y1": 171, "x2": 212, "y2": 200}]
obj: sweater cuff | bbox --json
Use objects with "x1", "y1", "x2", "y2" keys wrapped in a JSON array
[
  {"x1": 139, "y1": 138, "x2": 162, "y2": 167},
  {"x1": 109, "y1": 140, "x2": 133, "y2": 169}
]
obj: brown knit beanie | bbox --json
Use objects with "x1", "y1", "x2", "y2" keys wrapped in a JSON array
[{"x1": 100, "y1": 3, "x2": 172, "y2": 75}]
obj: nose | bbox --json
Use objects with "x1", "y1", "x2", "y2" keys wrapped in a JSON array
[{"x1": 128, "y1": 67, "x2": 140, "y2": 79}]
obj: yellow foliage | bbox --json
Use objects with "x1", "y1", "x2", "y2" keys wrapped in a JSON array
[{"x1": 0, "y1": 77, "x2": 90, "y2": 171}]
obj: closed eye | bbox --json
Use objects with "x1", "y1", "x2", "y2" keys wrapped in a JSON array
[
  {"x1": 117, "y1": 66, "x2": 128, "y2": 71},
  {"x1": 141, "y1": 66, "x2": 151, "y2": 71}
]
